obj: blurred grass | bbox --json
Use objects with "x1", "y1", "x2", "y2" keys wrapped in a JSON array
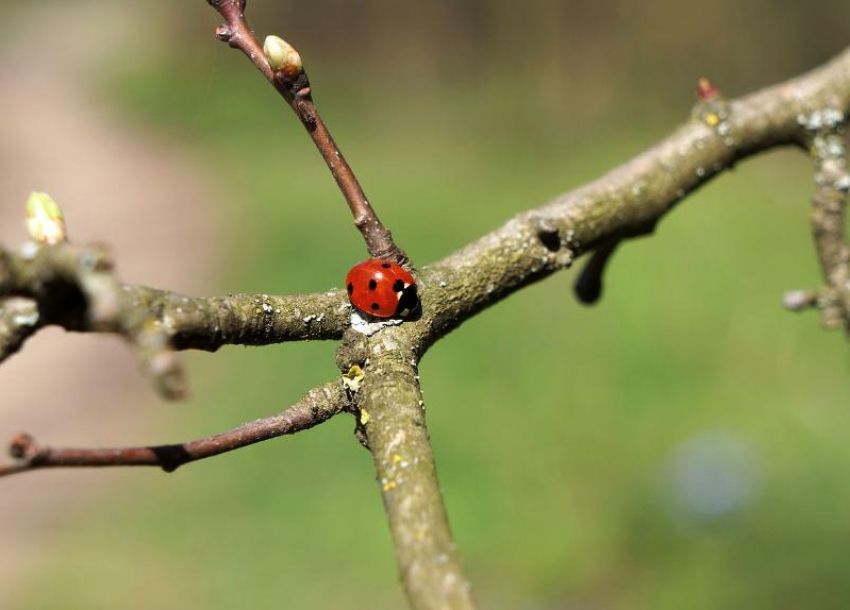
[{"x1": 14, "y1": 32, "x2": 850, "y2": 610}]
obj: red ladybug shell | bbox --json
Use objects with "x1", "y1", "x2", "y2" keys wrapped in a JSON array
[{"x1": 346, "y1": 259, "x2": 416, "y2": 318}]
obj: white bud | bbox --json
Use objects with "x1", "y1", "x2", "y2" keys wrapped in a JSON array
[
  {"x1": 263, "y1": 35, "x2": 303, "y2": 77},
  {"x1": 25, "y1": 192, "x2": 67, "y2": 245}
]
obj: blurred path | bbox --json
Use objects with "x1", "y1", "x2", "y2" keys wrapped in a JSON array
[{"x1": 0, "y1": 3, "x2": 220, "y2": 606}]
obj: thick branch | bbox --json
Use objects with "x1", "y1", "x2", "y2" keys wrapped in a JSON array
[
  {"x1": 1, "y1": 242, "x2": 350, "y2": 396},
  {"x1": 406, "y1": 48, "x2": 850, "y2": 353},
  {"x1": 206, "y1": 0, "x2": 405, "y2": 262},
  {"x1": 0, "y1": 381, "x2": 348, "y2": 478},
  {"x1": 351, "y1": 336, "x2": 475, "y2": 610},
  {"x1": 120, "y1": 285, "x2": 349, "y2": 351}
]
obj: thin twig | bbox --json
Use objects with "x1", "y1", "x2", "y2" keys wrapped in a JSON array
[
  {"x1": 206, "y1": 0, "x2": 406, "y2": 263},
  {"x1": 0, "y1": 382, "x2": 348, "y2": 478}
]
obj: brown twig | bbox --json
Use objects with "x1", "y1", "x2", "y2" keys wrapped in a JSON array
[
  {"x1": 206, "y1": 0, "x2": 406, "y2": 263},
  {"x1": 0, "y1": 382, "x2": 348, "y2": 478}
]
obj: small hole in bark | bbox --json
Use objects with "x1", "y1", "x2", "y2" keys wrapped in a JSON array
[{"x1": 537, "y1": 228, "x2": 562, "y2": 252}]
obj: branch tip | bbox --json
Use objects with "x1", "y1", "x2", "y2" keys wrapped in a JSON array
[{"x1": 696, "y1": 77, "x2": 719, "y2": 100}]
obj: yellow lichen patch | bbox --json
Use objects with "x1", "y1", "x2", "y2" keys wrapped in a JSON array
[
  {"x1": 382, "y1": 480, "x2": 397, "y2": 492},
  {"x1": 392, "y1": 454, "x2": 402, "y2": 465},
  {"x1": 342, "y1": 364, "x2": 366, "y2": 392},
  {"x1": 359, "y1": 408, "x2": 370, "y2": 426},
  {"x1": 705, "y1": 113, "x2": 720, "y2": 127}
]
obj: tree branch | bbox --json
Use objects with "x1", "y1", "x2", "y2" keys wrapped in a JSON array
[
  {"x1": 0, "y1": 381, "x2": 348, "y2": 478},
  {"x1": 206, "y1": 0, "x2": 406, "y2": 263},
  {"x1": 349, "y1": 335, "x2": 476, "y2": 610},
  {"x1": 406, "y1": 48, "x2": 850, "y2": 352},
  {"x1": 799, "y1": 115, "x2": 850, "y2": 333},
  {"x1": 119, "y1": 284, "x2": 349, "y2": 351},
  {"x1": 0, "y1": 239, "x2": 350, "y2": 396}
]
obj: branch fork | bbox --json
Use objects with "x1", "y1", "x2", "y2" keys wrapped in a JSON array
[{"x1": 4, "y1": 5, "x2": 850, "y2": 609}]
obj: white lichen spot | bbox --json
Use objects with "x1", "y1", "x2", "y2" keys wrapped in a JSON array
[
  {"x1": 303, "y1": 314, "x2": 318, "y2": 323},
  {"x1": 350, "y1": 309, "x2": 402, "y2": 336},
  {"x1": 696, "y1": 167, "x2": 706, "y2": 177},
  {"x1": 798, "y1": 108, "x2": 845, "y2": 132},
  {"x1": 631, "y1": 181, "x2": 646, "y2": 197},
  {"x1": 19, "y1": 241, "x2": 40, "y2": 260},
  {"x1": 835, "y1": 175, "x2": 850, "y2": 192},
  {"x1": 439, "y1": 280, "x2": 448, "y2": 288},
  {"x1": 12, "y1": 310, "x2": 39, "y2": 327}
]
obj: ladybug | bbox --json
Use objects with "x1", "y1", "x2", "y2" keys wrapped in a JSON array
[{"x1": 346, "y1": 259, "x2": 418, "y2": 319}]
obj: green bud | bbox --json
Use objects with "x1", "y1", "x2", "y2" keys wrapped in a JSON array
[
  {"x1": 25, "y1": 191, "x2": 67, "y2": 245},
  {"x1": 263, "y1": 35, "x2": 303, "y2": 77}
]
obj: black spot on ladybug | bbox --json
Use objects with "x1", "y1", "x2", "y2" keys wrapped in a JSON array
[
  {"x1": 371, "y1": 303, "x2": 380, "y2": 311},
  {"x1": 392, "y1": 279, "x2": 404, "y2": 292},
  {"x1": 347, "y1": 283, "x2": 354, "y2": 294},
  {"x1": 368, "y1": 279, "x2": 378, "y2": 291},
  {"x1": 381, "y1": 262, "x2": 391, "y2": 269}
]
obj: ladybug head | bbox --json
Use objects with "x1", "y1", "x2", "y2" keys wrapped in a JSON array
[{"x1": 395, "y1": 283, "x2": 420, "y2": 319}]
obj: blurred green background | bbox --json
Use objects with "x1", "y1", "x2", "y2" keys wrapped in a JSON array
[{"x1": 7, "y1": 0, "x2": 850, "y2": 608}]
